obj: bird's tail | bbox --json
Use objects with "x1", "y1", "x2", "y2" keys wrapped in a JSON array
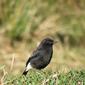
[
  {"x1": 22, "y1": 62, "x2": 32, "y2": 76},
  {"x1": 23, "y1": 70, "x2": 28, "y2": 76}
]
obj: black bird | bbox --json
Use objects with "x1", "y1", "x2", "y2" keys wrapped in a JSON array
[{"x1": 23, "y1": 38, "x2": 57, "y2": 75}]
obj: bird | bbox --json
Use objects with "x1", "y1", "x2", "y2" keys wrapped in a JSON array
[{"x1": 23, "y1": 37, "x2": 57, "y2": 76}]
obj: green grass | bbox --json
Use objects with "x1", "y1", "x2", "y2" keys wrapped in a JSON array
[
  {"x1": 58, "y1": 70, "x2": 85, "y2": 85},
  {"x1": 2, "y1": 70, "x2": 85, "y2": 85},
  {"x1": 1, "y1": 0, "x2": 85, "y2": 44},
  {"x1": 0, "y1": 0, "x2": 85, "y2": 85}
]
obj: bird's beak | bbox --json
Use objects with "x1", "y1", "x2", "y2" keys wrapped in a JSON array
[{"x1": 53, "y1": 40, "x2": 58, "y2": 44}]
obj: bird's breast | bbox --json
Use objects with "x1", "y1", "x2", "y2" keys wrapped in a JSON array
[{"x1": 43, "y1": 48, "x2": 53, "y2": 64}]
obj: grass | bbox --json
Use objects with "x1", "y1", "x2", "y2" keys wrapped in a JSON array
[
  {"x1": 0, "y1": 0, "x2": 85, "y2": 85},
  {"x1": 1, "y1": 0, "x2": 85, "y2": 43},
  {"x1": 1, "y1": 69, "x2": 85, "y2": 85}
]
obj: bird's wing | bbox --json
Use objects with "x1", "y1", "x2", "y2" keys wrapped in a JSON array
[
  {"x1": 26, "y1": 57, "x2": 31, "y2": 66},
  {"x1": 26, "y1": 49, "x2": 40, "y2": 66},
  {"x1": 30, "y1": 54, "x2": 44, "y2": 69}
]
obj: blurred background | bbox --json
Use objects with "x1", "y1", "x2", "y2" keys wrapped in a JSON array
[{"x1": 0, "y1": 0, "x2": 85, "y2": 75}]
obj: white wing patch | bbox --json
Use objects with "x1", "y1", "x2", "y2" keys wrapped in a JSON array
[{"x1": 25, "y1": 63, "x2": 32, "y2": 71}]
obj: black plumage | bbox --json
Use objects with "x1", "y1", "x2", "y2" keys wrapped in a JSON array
[{"x1": 23, "y1": 38, "x2": 57, "y2": 75}]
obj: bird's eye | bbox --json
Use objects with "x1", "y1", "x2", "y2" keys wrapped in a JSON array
[{"x1": 47, "y1": 41, "x2": 53, "y2": 45}]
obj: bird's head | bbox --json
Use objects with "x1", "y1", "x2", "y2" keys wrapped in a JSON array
[{"x1": 40, "y1": 38, "x2": 58, "y2": 47}]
